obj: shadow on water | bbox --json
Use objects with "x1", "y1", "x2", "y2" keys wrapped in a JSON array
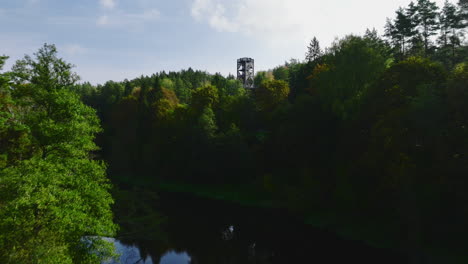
[{"x1": 109, "y1": 191, "x2": 406, "y2": 264}]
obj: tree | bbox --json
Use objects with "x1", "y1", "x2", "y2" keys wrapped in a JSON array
[
  {"x1": 416, "y1": 0, "x2": 440, "y2": 55},
  {"x1": 255, "y1": 79, "x2": 290, "y2": 112},
  {"x1": 305, "y1": 37, "x2": 322, "y2": 62},
  {"x1": 384, "y1": 18, "x2": 402, "y2": 55},
  {"x1": 272, "y1": 66, "x2": 289, "y2": 81},
  {"x1": 0, "y1": 46, "x2": 116, "y2": 263},
  {"x1": 10, "y1": 43, "x2": 79, "y2": 91},
  {"x1": 309, "y1": 35, "x2": 390, "y2": 120},
  {"x1": 385, "y1": 4, "x2": 422, "y2": 57},
  {"x1": 438, "y1": 0, "x2": 465, "y2": 59},
  {"x1": 395, "y1": 7, "x2": 416, "y2": 55},
  {"x1": 174, "y1": 77, "x2": 191, "y2": 103},
  {"x1": 191, "y1": 84, "x2": 219, "y2": 111},
  {"x1": 121, "y1": 79, "x2": 133, "y2": 97},
  {"x1": 0, "y1": 56, "x2": 10, "y2": 91},
  {"x1": 406, "y1": 1, "x2": 424, "y2": 51},
  {"x1": 196, "y1": 106, "x2": 218, "y2": 138},
  {"x1": 152, "y1": 87, "x2": 179, "y2": 121},
  {"x1": 459, "y1": 0, "x2": 468, "y2": 24},
  {"x1": 0, "y1": 56, "x2": 33, "y2": 168},
  {"x1": 254, "y1": 71, "x2": 274, "y2": 87}
]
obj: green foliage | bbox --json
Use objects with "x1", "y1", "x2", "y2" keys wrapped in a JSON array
[
  {"x1": 0, "y1": 46, "x2": 116, "y2": 263},
  {"x1": 305, "y1": 37, "x2": 322, "y2": 62},
  {"x1": 254, "y1": 71, "x2": 274, "y2": 88},
  {"x1": 446, "y1": 63, "x2": 468, "y2": 145},
  {"x1": 152, "y1": 87, "x2": 179, "y2": 121},
  {"x1": 191, "y1": 84, "x2": 219, "y2": 110},
  {"x1": 460, "y1": 0, "x2": 468, "y2": 22},
  {"x1": 255, "y1": 79, "x2": 290, "y2": 112},
  {"x1": 272, "y1": 66, "x2": 289, "y2": 81},
  {"x1": 309, "y1": 35, "x2": 390, "y2": 119},
  {"x1": 159, "y1": 78, "x2": 175, "y2": 91},
  {"x1": 416, "y1": 0, "x2": 440, "y2": 54},
  {"x1": 385, "y1": 0, "x2": 468, "y2": 61},
  {"x1": 374, "y1": 57, "x2": 446, "y2": 107},
  {"x1": 197, "y1": 107, "x2": 218, "y2": 138},
  {"x1": 0, "y1": 56, "x2": 10, "y2": 91},
  {"x1": 0, "y1": 157, "x2": 115, "y2": 263},
  {"x1": 27, "y1": 5, "x2": 465, "y2": 257},
  {"x1": 0, "y1": 94, "x2": 33, "y2": 168},
  {"x1": 10, "y1": 43, "x2": 80, "y2": 91}
]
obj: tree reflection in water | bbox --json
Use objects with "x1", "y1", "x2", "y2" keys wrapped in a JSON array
[{"x1": 111, "y1": 190, "x2": 405, "y2": 264}]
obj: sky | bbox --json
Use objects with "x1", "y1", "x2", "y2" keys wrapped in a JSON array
[{"x1": 0, "y1": 0, "x2": 453, "y2": 84}]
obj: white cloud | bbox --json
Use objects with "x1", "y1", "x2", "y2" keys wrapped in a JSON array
[
  {"x1": 192, "y1": 1, "x2": 313, "y2": 35},
  {"x1": 97, "y1": 15, "x2": 110, "y2": 25},
  {"x1": 96, "y1": 9, "x2": 160, "y2": 27},
  {"x1": 62, "y1": 44, "x2": 88, "y2": 56},
  {"x1": 99, "y1": 0, "x2": 116, "y2": 9},
  {"x1": 191, "y1": 0, "x2": 239, "y2": 32},
  {"x1": 190, "y1": 0, "x2": 451, "y2": 49},
  {"x1": 47, "y1": 16, "x2": 90, "y2": 26},
  {"x1": 128, "y1": 9, "x2": 160, "y2": 22}
]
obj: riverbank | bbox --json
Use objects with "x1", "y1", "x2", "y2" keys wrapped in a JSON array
[{"x1": 156, "y1": 181, "x2": 281, "y2": 208}]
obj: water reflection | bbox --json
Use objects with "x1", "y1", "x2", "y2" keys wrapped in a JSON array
[
  {"x1": 104, "y1": 239, "x2": 191, "y2": 264},
  {"x1": 159, "y1": 251, "x2": 191, "y2": 264},
  {"x1": 103, "y1": 238, "x2": 153, "y2": 264},
  {"x1": 221, "y1": 225, "x2": 235, "y2": 241},
  {"x1": 111, "y1": 191, "x2": 405, "y2": 264}
]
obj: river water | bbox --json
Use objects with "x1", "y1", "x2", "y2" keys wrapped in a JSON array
[{"x1": 106, "y1": 191, "x2": 405, "y2": 264}]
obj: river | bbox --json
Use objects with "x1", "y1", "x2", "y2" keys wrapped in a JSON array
[{"x1": 106, "y1": 191, "x2": 405, "y2": 264}]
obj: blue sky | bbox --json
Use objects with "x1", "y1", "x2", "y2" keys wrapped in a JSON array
[{"x1": 1, "y1": 0, "x2": 451, "y2": 84}]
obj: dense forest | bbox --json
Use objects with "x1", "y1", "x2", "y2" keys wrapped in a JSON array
[{"x1": 1, "y1": 0, "x2": 468, "y2": 263}]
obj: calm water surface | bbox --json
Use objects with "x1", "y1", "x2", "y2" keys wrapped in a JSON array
[{"x1": 107, "y1": 192, "x2": 405, "y2": 264}]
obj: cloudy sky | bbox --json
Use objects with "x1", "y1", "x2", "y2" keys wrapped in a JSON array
[{"x1": 0, "y1": 0, "x2": 451, "y2": 84}]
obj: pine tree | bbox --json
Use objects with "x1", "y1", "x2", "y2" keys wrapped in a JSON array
[
  {"x1": 406, "y1": 1, "x2": 425, "y2": 55},
  {"x1": 416, "y1": 0, "x2": 440, "y2": 55},
  {"x1": 439, "y1": 0, "x2": 465, "y2": 59},
  {"x1": 458, "y1": 0, "x2": 468, "y2": 26},
  {"x1": 305, "y1": 37, "x2": 322, "y2": 63},
  {"x1": 395, "y1": 7, "x2": 414, "y2": 54},
  {"x1": 384, "y1": 18, "x2": 401, "y2": 53},
  {"x1": 384, "y1": 5, "x2": 420, "y2": 57}
]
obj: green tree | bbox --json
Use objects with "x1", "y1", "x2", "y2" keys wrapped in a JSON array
[
  {"x1": 152, "y1": 87, "x2": 179, "y2": 121},
  {"x1": 159, "y1": 78, "x2": 175, "y2": 91},
  {"x1": 395, "y1": 7, "x2": 416, "y2": 55},
  {"x1": 255, "y1": 79, "x2": 290, "y2": 112},
  {"x1": 0, "y1": 46, "x2": 116, "y2": 263},
  {"x1": 310, "y1": 35, "x2": 389, "y2": 119},
  {"x1": 459, "y1": 0, "x2": 468, "y2": 23},
  {"x1": 416, "y1": 0, "x2": 440, "y2": 55},
  {"x1": 272, "y1": 66, "x2": 289, "y2": 81},
  {"x1": 0, "y1": 56, "x2": 33, "y2": 168},
  {"x1": 174, "y1": 77, "x2": 191, "y2": 104},
  {"x1": 196, "y1": 106, "x2": 218, "y2": 138},
  {"x1": 0, "y1": 56, "x2": 11, "y2": 91},
  {"x1": 385, "y1": 4, "x2": 421, "y2": 57},
  {"x1": 438, "y1": 0, "x2": 465, "y2": 60},
  {"x1": 305, "y1": 37, "x2": 322, "y2": 63},
  {"x1": 10, "y1": 44, "x2": 79, "y2": 91},
  {"x1": 254, "y1": 71, "x2": 274, "y2": 88},
  {"x1": 123, "y1": 79, "x2": 133, "y2": 97},
  {"x1": 191, "y1": 84, "x2": 219, "y2": 111}
]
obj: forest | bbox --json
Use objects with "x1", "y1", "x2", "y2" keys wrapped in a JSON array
[{"x1": 1, "y1": 0, "x2": 467, "y2": 263}]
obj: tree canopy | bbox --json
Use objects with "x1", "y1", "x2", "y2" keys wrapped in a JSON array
[{"x1": 0, "y1": 44, "x2": 116, "y2": 263}]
